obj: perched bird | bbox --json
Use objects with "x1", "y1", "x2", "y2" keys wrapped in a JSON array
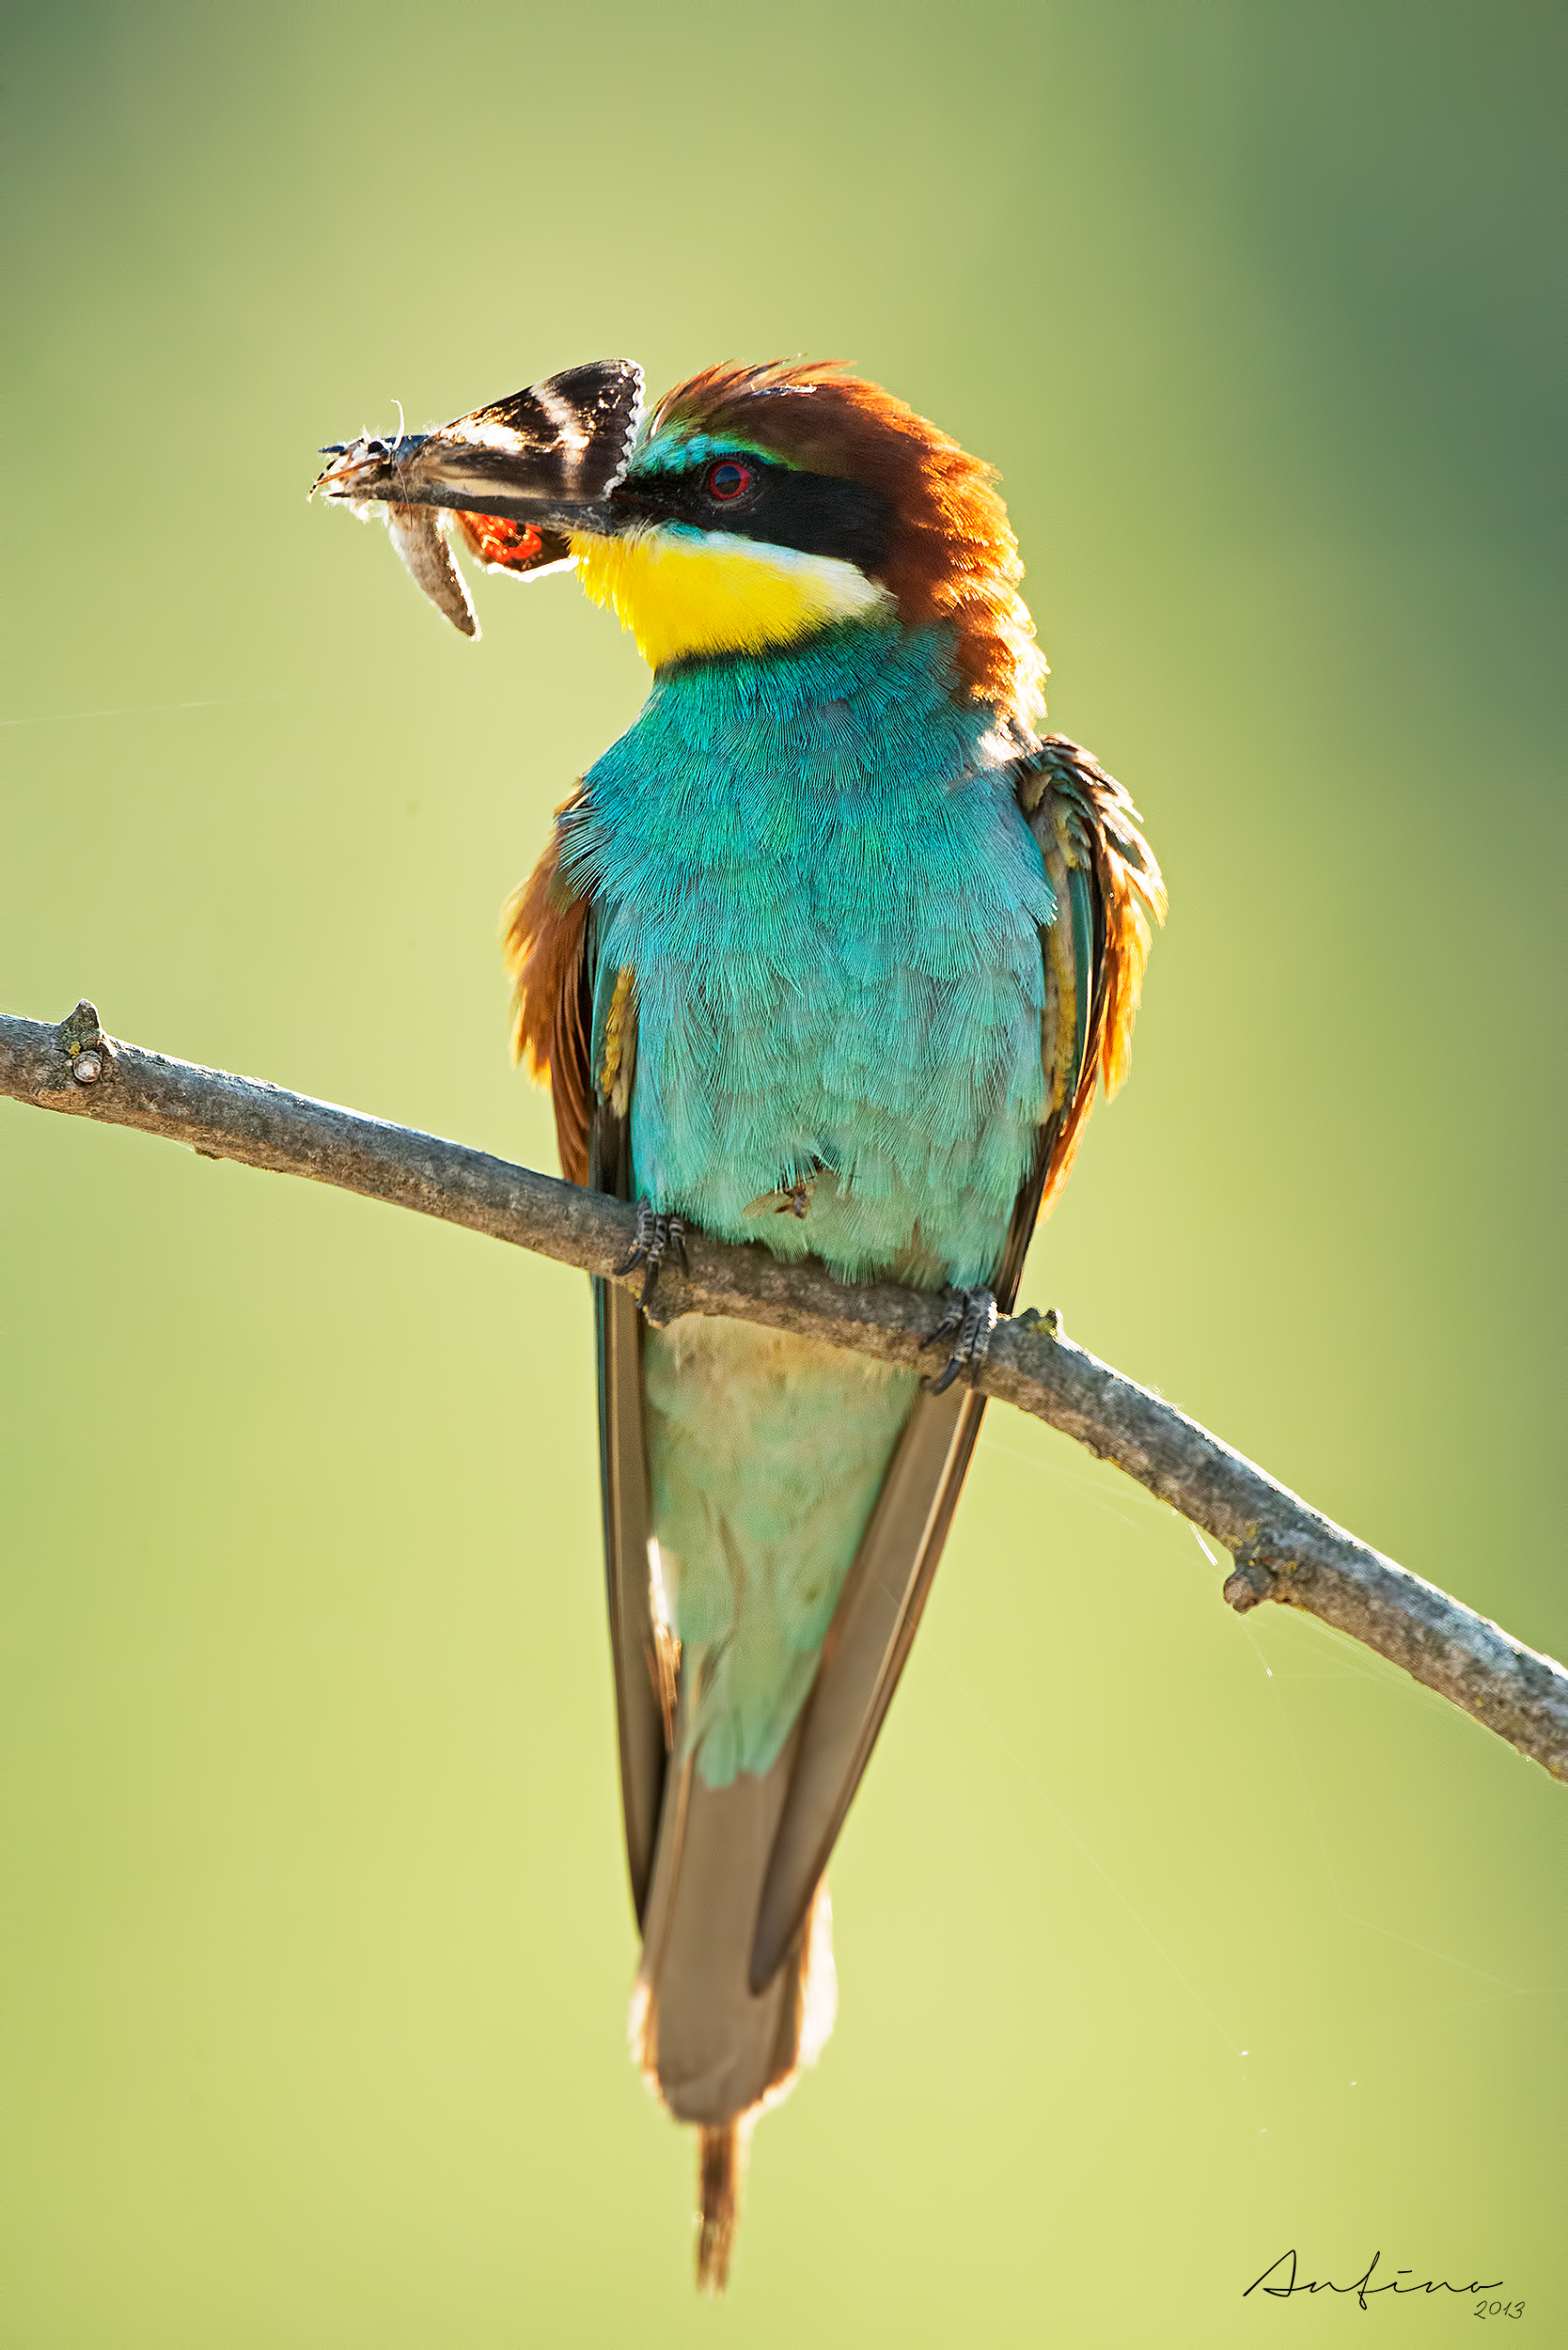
[{"x1": 314, "y1": 359, "x2": 1164, "y2": 2290}]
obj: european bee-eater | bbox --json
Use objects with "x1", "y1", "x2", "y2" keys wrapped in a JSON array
[{"x1": 315, "y1": 358, "x2": 1164, "y2": 2290}]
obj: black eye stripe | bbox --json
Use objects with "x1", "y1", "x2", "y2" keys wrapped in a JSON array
[{"x1": 614, "y1": 462, "x2": 891, "y2": 573}]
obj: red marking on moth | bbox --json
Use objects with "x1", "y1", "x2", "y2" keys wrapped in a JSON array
[{"x1": 460, "y1": 514, "x2": 546, "y2": 569}]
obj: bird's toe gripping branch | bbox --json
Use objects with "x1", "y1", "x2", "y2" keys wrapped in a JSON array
[
  {"x1": 615, "y1": 1201, "x2": 689, "y2": 1309},
  {"x1": 921, "y1": 1286, "x2": 1000, "y2": 1395}
]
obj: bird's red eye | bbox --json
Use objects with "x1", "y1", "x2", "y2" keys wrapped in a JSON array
[{"x1": 705, "y1": 460, "x2": 752, "y2": 501}]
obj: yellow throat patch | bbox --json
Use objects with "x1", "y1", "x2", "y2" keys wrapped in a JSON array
[{"x1": 572, "y1": 526, "x2": 892, "y2": 669}]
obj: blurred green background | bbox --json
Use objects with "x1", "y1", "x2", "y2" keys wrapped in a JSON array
[{"x1": 3, "y1": 2, "x2": 1562, "y2": 2342}]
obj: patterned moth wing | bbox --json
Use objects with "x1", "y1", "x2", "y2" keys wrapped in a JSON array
[
  {"x1": 447, "y1": 362, "x2": 646, "y2": 506},
  {"x1": 313, "y1": 360, "x2": 645, "y2": 623}
]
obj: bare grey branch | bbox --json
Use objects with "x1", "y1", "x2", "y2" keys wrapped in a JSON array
[{"x1": 5, "y1": 998, "x2": 1563, "y2": 1781}]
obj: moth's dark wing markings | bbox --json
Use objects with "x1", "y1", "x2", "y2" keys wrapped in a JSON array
[{"x1": 456, "y1": 360, "x2": 645, "y2": 501}]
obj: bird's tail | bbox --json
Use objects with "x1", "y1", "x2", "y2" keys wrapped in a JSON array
[
  {"x1": 696, "y1": 2121, "x2": 748, "y2": 2295},
  {"x1": 630, "y1": 1716, "x2": 838, "y2": 2292}
]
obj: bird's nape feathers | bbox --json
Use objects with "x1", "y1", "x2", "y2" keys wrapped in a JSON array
[{"x1": 650, "y1": 359, "x2": 1048, "y2": 728}]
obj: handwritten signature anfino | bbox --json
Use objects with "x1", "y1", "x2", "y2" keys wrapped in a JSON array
[{"x1": 1244, "y1": 2250, "x2": 1521, "y2": 2314}]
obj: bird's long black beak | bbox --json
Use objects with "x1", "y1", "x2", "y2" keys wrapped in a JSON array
[{"x1": 311, "y1": 359, "x2": 644, "y2": 531}]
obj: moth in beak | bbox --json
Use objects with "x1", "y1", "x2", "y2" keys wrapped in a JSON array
[{"x1": 311, "y1": 360, "x2": 644, "y2": 638}]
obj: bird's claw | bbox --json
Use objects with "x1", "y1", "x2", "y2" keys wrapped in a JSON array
[
  {"x1": 921, "y1": 1286, "x2": 999, "y2": 1396},
  {"x1": 615, "y1": 1201, "x2": 689, "y2": 1308}
]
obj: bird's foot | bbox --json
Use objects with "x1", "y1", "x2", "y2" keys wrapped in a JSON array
[
  {"x1": 921, "y1": 1286, "x2": 999, "y2": 1396},
  {"x1": 614, "y1": 1201, "x2": 689, "y2": 1309}
]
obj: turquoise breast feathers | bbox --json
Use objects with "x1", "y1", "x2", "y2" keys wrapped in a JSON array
[{"x1": 560, "y1": 619, "x2": 1057, "y2": 1290}]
